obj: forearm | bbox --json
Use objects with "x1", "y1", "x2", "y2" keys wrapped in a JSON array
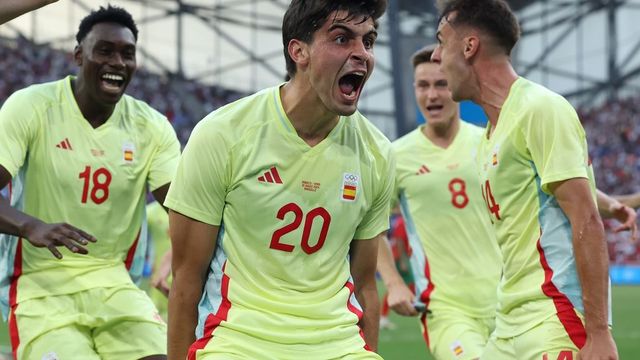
[
  {"x1": 167, "y1": 272, "x2": 203, "y2": 359},
  {"x1": 376, "y1": 237, "x2": 405, "y2": 289},
  {"x1": 0, "y1": 195, "x2": 43, "y2": 237},
  {"x1": 355, "y1": 280, "x2": 380, "y2": 351},
  {"x1": 0, "y1": 0, "x2": 58, "y2": 24},
  {"x1": 614, "y1": 193, "x2": 640, "y2": 209},
  {"x1": 572, "y1": 212, "x2": 610, "y2": 334}
]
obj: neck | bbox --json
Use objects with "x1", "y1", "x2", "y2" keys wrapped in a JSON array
[
  {"x1": 280, "y1": 79, "x2": 340, "y2": 147},
  {"x1": 472, "y1": 57, "x2": 518, "y2": 129},
  {"x1": 71, "y1": 78, "x2": 116, "y2": 128},
  {"x1": 422, "y1": 116, "x2": 460, "y2": 148}
]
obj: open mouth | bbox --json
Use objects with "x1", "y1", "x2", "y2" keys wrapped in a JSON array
[
  {"x1": 338, "y1": 72, "x2": 366, "y2": 98},
  {"x1": 426, "y1": 105, "x2": 444, "y2": 112},
  {"x1": 100, "y1": 73, "x2": 125, "y2": 93}
]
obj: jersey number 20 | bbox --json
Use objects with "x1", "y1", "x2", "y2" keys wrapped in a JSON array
[{"x1": 270, "y1": 203, "x2": 331, "y2": 254}]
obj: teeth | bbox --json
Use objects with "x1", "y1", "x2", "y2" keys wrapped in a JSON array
[
  {"x1": 102, "y1": 73, "x2": 124, "y2": 81},
  {"x1": 353, "y1": 72, "x2": 365, "y2": 76}
]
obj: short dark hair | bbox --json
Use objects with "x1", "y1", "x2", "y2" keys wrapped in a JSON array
[
  {"x1": 76, "y1": 5, "x2": 138, "y2": 44},
  {"x1": 439, "y1": 0, "x2": 520, "y2": 55},
  {"x1": 411, "y1": 45, "x2": 436, "y2": 69},
  {"x1": 282, "y1": 0, "x2": 387, "y2": 78}
]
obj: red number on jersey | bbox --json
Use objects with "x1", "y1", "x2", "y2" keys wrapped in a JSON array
[
  {"x1": 79, "y1": 166, "x2": 112, "y2": 204},
  {"x1": 270, "y1": 203, "x2": 332, "y2": 255},
  {"x1": 448, "y1": 178, "x2": 469, "y2": 209},
  {"x1": 481, "y1": 179, "x2": 501, "y2": 220}
]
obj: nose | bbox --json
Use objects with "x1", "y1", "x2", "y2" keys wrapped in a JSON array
[
  {"x1": 110, "y1": 52, "x2": 125, "y2": 69},
  {"x1": 426, "y1": 86, "x2": 438, "y2": 100},
  {"x1": 431, "y1": 46, "x2": 442, "y2": 64},
  {"x1": 351, "y1": 41, "x2": 370, "y2": 64}
]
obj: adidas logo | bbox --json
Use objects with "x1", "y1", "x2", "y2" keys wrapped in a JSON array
[
  {"x1": 416, "y1": 164, "x2": 430, "y2": 175},
  {"x1": 258, "y1": 166, "x2": 283, "y2": 184},
  {"x1": 55, "y1": 138, "x2": 73, "y2": 150}
]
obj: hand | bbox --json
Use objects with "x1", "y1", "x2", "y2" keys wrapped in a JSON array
[
  {"x1": 387, "y1": 282, "x2": 418, "y2": 316},
  {"x1": 609, "y1": 202, "x2": 638, "y2": 241},
  {"x1": 23, "y1": 220, "x2": 96, "y2": 259},
  {"x1": 151, "y1": 249, "x2": 172, "y2": 297},
  {"x1": 577, "y1": 330, "x2": 618, "y2": 360}
]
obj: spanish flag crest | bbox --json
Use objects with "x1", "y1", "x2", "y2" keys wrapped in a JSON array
[
  {"x1": 123, "y1": 142, "x2": 135, "y2": 163},
  {"x1": 341, "y1": 173, "x2": 359, "y2": 202}
]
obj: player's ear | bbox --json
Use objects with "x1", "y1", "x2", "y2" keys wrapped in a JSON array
[
  {"x1": 462, "y1": 35, "x2": 479, "y2": 60},
  {"x1": 288, "y1": 39, "x2": 310, "y2": 72},
  {"x1": 74, "y1": 45, "x2": 83, "y2": 66}
]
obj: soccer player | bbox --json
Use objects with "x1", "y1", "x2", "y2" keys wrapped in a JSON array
[
  {"x1": 377, "y1": 45, "x2": 501, "y2": 360},
  {"x1": 431, "y1": 1, "x2": 617, "y2": 359},
  {"x1": 165, "y1": 0, "x2": 393, "y2": 359},
  {"x1": 0, "y1": 0, "x2": 58, "y2": 24},
  {"x1": 0, "y1": 5, "x2": 180, "y2": 359}
]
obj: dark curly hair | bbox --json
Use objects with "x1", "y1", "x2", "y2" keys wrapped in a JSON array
[
  {"x1": 282, "y1": 0, "x2": 387, "y2": 78},
  {"x1": 76, "y1": 5, "x2": 138, "y2": 44},
  {"x1": 439, "y1": 0, "x2": 520, "y2": 55}
]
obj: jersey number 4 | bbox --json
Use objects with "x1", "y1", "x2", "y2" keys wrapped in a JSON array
[
  {"x1": 270, "y1": 203, "x2": 331, "y2": 254},
  {"x1": 79, "y1": 166, "x2": 112, "y2": 204},
  {"x1": 481, "y1": 179, "x2": 501, "y2": 220}
]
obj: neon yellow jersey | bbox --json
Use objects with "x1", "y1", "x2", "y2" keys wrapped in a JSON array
[
  {"x1": 0, "y1": 76, "x2": 181, "y2": 318},
  {"x1": 477, "y1": 77, "x2": 608, "y2": 338},
  {"x1": 393, "y1": 121, "x2": 500, "y2": 318},
  {"x1": 165, "y1": 85, "x2": 393, "y2": 358}
]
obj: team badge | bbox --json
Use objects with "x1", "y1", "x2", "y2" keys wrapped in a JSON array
[
  {"x1": 123, "y1": 142, "x2": 135, "y2": 163},
  {"x1": 491, "y1": 144, "x2": 500, "y2": 167},
  {"x1": 450, "y1": 340, "x2": 464, "y2": 357},
  {"x1": 341, "y1": 173, "x2": 359, "y2": 201}
]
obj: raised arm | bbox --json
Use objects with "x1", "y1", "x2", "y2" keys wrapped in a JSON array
[
  {"x1": 167, "y1": 210, "x2": 218, "y2": 360},
  {"x1": 0, "y1": 164, "x2": 95, "y2": 258},
  {"x1": 550, "y1": 179, "x2": 618, "y2": 360},
  {"x1": 0, "y1": 0, "x2": 59, "y2": 24}
]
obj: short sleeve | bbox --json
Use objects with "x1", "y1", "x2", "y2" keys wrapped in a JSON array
[
  {"x1": 164, "y1": 119, "x2": 230, "y2": 226},
  {"x1": 147, "y1": 116, "x2": 181, "y2": 191},
  {"x1": 0, "y1": 90, "x2": 38, "y2": 176},
  {"x1": 354, "y1": 147, "x2": 396, "y2": 240},
  {"x1": 522, "y1": 96, "x2": 589, "y2": 194}
]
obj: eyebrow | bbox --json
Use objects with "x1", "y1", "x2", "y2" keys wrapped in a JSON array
[{"x1": 328, "y1": 23, "x2": 378, "y2": 39}]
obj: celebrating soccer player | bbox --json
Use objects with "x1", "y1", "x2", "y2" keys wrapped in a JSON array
[
  {"x1": 165, "y1": 0, "x2": 393, "y2": 359},
  {"x1": 431, "y1": 1, "x2": 618, "y2": 359},
  {"x1": 376, "y1": 45, "x2": 501, "y2": 360},
  {"x1": 0, "y1": 5, "x2": 180, "y2": 359}
]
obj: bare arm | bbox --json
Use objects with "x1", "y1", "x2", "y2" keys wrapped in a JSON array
[
  {"x1": 596, "y1": 189, "x2": 637, "y2": 241},
  {"x1": 167, "y1": 210, "x2": 218, "y2": 360},
  {"x1": 0, "y1": 0, "x2": 58, "y2": 24},
  {"x1": 350, "y1": 233, "x2": 382, "y2": 351},
  {"x1": 376, "y1": 236, "x2": 417, "y2": 316},
  {"x1": 0, "y1": 165, "x2": 95, "y2": 258},
  {"x1": 612, "y1": 192, "x2": 640, "y2": 210},
  {"x1": 550, "y1": 179, "x2": 618, "y2": 360}
]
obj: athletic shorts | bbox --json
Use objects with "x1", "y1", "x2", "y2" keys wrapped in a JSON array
[
  {"x1": 188, "y1": 325, "x2": 382, "y2": 360},
  {"x1": 480, "y1": 311, "x2": 586, "y2": 360},
  {"x1": 10, "y1": 284, "x2": 166, "y2": 360},
  {"x1": 420, "y1": 310, "x2": 495, "y2": 360}
]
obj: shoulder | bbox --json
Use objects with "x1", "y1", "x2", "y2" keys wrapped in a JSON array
[
  {"x1": 4, "y1": 78, "x2": 65, "y2": 110},
  {"x1": 515, "y1": 78, "x2": 576, "y2": 116},
  {"x1": 346, "y1": 111, "x2": 392, "y2": 157},
  {"x1": 391, "y1": 127, "x2": 420, "y2": 154},
  {"x1": 187, "y1": 87, "x2": 276, "y2": 152}
]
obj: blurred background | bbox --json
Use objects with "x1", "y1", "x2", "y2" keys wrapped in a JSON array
[{"x1": 1, "y1": 0, "x2": 639, "y2": 358}]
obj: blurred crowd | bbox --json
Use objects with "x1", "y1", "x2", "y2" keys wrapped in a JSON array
[
  {"x1": 0, "y1": 36, "x2": 243, "y2": 145},
  {"x1": 0, "y1": 37, "x2": 638, "y2": 264}
]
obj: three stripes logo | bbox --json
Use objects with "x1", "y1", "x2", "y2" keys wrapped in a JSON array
[
  {"x1": 258, "y1": 166, "x2": 283, "y2": 184},
  {"x1": 55, "y1": 138, "x2": 73, "y2": 150},
  {"x1": 416, "y1": 164, "x2": 430, "y2": 175}
]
